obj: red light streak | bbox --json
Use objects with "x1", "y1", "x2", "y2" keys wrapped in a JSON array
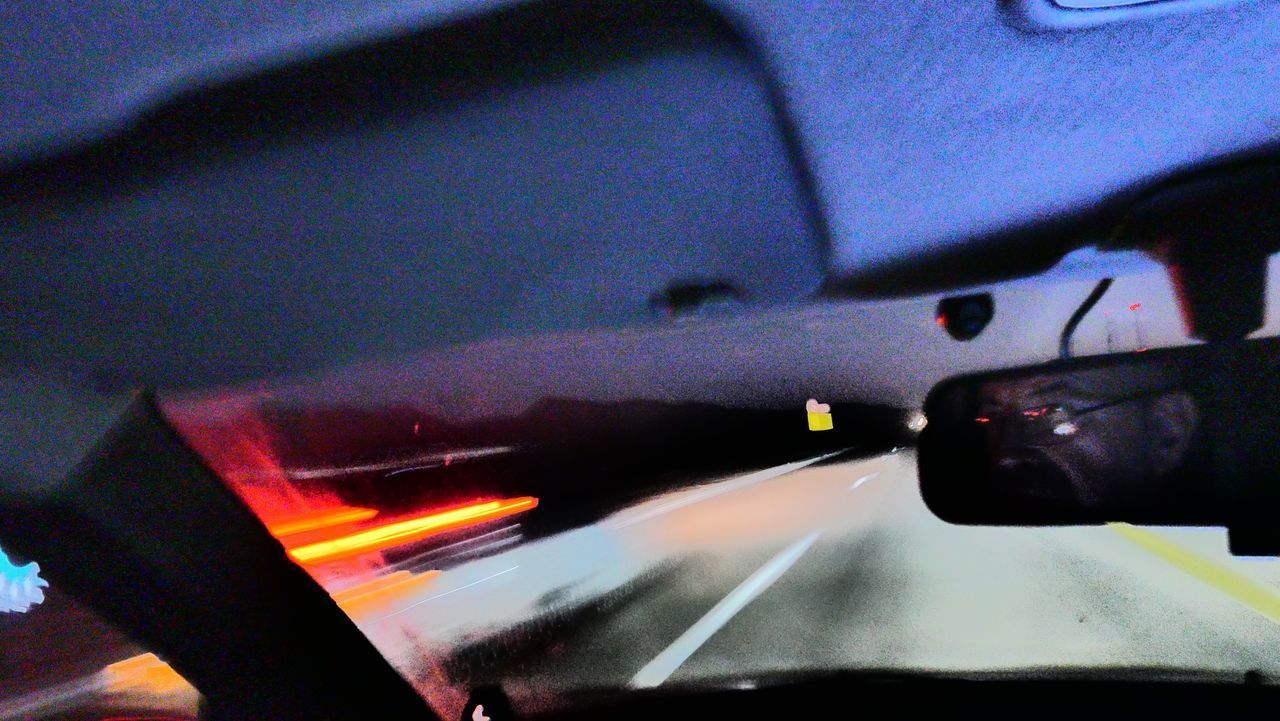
[
  {"x1": 975, "y1": 416, "x2": 990, "y2": 423},
  {"x1": 1129, "y1": 303, "x2": 1142, "y2": 311},
  {"x1": 288, "y1": 497, "x2": 539, "y2": 565}
]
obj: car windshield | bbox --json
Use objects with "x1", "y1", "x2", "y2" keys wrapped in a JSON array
[
  {"x1": 6, "y1": 259, "x2": 1280, "y2": 721},
  {"x1": 5, "y1": 3, "x2": 1280, "y2": 718},
  {"x1": 10, "y1": 255, "x2": 1266, "y2": 720}
]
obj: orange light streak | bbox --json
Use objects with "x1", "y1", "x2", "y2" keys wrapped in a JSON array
[
  {"x1": 287, "y1": 497, "x2": 538, "y2": 565},
  {"x1": 334, "y1": 570, "x2": 443, "y2": 617},
  {"x1": 104, "y1": 653, "x2": 190, "y2": 695},
  {"x1": 264, "y1": 506, "x2": 379, "y2": 538}
]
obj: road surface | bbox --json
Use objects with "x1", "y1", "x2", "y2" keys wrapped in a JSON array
[
  {"x1": 464, "y1": 450, "x2": 1280, "y2": 711},
  {"x1": 9, "y1": 450, "x2": 1280, "y2": 719}
]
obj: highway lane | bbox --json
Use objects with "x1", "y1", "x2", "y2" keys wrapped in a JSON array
[
  {"x1": 11, "y1": 449, "x2": 1280, "y2": 720},
  {"x1": 485, "y1": 451, "x2": 1280, "y2": 709}
]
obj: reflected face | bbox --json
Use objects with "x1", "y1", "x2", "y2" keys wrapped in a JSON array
[{"x1": 974, "y1": 365, "x2": 1196, "y2": 512}]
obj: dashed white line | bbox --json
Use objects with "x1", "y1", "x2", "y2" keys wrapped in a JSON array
[
  {"x1": 630, "y1": 531, "x2": 822, "y2": 688},
  {"x1": 610, "y1": 451, "x2": 846, "y2": 529},
  {"x1": 850, "y1": 472, "x2": 878, "y2": 490}
]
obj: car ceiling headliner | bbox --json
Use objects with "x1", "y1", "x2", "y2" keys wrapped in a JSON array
[{"x1": 4, "y1": 0, "x2": 1279, "y2": 281}]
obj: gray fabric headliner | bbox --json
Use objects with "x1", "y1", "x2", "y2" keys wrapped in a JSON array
[{"x1": 3, "y1": 0, "x2": 1278, "y2": 278}]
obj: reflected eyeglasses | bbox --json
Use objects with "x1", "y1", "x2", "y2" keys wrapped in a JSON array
[{"x1": 974, "y1": 392, "x2": 1159, "y2": 447}]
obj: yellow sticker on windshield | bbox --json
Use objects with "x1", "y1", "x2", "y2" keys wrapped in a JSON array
[{"x1": 806, "y1": 399, "x2": 833, "y2": 431}]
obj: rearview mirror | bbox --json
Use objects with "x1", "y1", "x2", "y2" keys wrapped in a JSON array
[{"x1": 919, "y1": 338, "x2": 1280, "y2": 528}]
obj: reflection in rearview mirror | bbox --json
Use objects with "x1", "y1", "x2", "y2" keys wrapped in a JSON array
[{"x1": 917, "y1": 342, "x2": 1262, "y2": 526}]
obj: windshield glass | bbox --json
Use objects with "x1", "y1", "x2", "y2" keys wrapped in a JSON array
[{"x1": 153, "y1": 256, "x2": 1280, "y2": 719}]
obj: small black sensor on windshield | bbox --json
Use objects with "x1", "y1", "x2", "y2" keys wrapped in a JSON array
[{"x1": 936, "y1": 293, "x2": 994, "y2": 341}]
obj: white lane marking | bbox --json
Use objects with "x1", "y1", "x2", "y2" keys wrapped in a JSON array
[
  {"x1": 375, "y1": 566, "x2": 519, "y2": 622},
  {"x1": 850, "y1": 472, "x2": 878, "y2": 490},
  {"x1": 630, "y1": 531, "x2": 822, "y2": 688},
  {"x1": 610, "y1": 451, "x2": 847, "y2": 529}
]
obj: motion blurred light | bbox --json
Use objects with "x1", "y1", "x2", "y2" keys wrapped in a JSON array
[
  {"x1": 287, "y1": 496, "x2": 539, "y2": 565},
  {"x1": 936, "y1": 293, "x2": 994, "y2": 341},
  {"x1": 907, "y1": 411, "x2": 927, "y2": 433}
]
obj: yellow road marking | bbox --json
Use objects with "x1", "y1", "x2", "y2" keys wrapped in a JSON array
[{"x1": 1110, "y1": 523, "x2": 1280, "y2": 623}]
